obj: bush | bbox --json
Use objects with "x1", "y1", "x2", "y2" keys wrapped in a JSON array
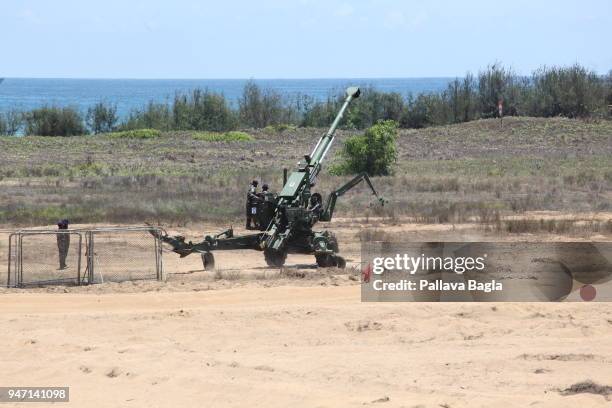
[
  {"x1": 107, "y1": 129, "x2": 161, "y2": 139},
  {"x1": 4, "y1": 110, "x2": 23, "y2": 135},
  {"x1": 173, "y1": 89, "x2": 237, "y2": 131},
  {"x1": 476, "y1": 63, "x2": 524, "y2": 118},
  {"x1": 346, "y1": 87, "x2": 405, "y2": 129},
  {"x1": 239, "y1": 81, "x2": 296, "y2": 128},
  {"x1": 193, "y1": 131, "x2": 253, "y2": 142},
  {"x1": 121, "y1": 102, "x2": 172, "y2": 131},
  {"x1": 87, "y1": 102, "x2": 118, "y2": 134},
  {"x1": 529, "y1": 64, "x2": 606, "y2": 118},
  {"x1": 0, "y1": 110, "x2": 22, "y2": 135},
  {"x1": 332, "y1": 120, "x2": 398, "y2": 176},
  {"x1": 24, "y1": 106, "x2": 86, "y2": 136},
  {"x1": 606, "y1": 70, "x2": 612, "y2": 107},
  {"x1": 301, "y1": 96, "x2": 339, "y2": 127},
  {"x1": 264, "y1": 123, "x2": 297, "y2": 133}
]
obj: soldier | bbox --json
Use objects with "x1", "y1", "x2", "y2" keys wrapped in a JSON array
[
  {"x1": 257, "y1": 184, "x2": 271, "y2": 230},
  {"x1": 246, "y1": 180, "x2": 259, "y2": 230},
  {"x1": 56, "y1": 219, "x2": 70, "y2": 270}
]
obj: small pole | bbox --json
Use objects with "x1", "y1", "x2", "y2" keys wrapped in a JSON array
[
  {"x1": 283, "y1": 168, "x2": 288, "y2": 186},
  {"x1": 498, "y1": 99, "x2": 504, "y2": 129}
]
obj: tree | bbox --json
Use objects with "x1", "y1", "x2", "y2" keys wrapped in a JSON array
[
  {"x1": 87, "y1": 102, "x2": 118, "y2": 134},
  {"x1": 0, "y1": 110, "x2": 23, "y2": 136},
  {"x1": 24, "y1": 106, "x2": 86, "y2": 136},
  {"x1": 332, "y1": 120, "x2": 398, "y2": 176}
]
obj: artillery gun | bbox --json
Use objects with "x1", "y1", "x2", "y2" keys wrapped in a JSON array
[{"x1": 155, "y1": 87, "x2": 384, "y2": 268}]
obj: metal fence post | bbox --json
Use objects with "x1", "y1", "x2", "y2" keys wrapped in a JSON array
[
  {"x1": 87, "y1": 230, "x2": 94, "y2": 284},
  {"x1": 18, "y1": 233, "x2": 24, "y2": 287}
]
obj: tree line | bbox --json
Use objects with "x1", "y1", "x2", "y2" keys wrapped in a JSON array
[{"x1": 1, "y1": 63, "x2": 611, "y2": 137}]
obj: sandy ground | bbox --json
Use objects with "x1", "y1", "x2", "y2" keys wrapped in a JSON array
[
  {"x1": 1, "y1": 217, "x2": 611, "y2": 407},
  {"x1": 0, "y1": 285, "x2": 611, "y2": 407}
]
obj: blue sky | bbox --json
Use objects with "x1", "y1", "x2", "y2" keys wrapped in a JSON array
[{"x1": 1, "y1": 0, "x2": 610, "y2": 78}]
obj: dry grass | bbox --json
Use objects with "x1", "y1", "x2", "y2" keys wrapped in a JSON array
[{"x1": 0, "y1": 117, "x2": 610, "y2": 227}]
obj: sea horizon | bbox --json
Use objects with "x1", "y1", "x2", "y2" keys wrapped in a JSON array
[{"x1": 0, "y1": 77, "x2": 454, "y2": 119}]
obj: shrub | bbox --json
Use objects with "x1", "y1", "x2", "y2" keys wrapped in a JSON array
[
  {"x1": 301, "y1": 96, "x2": 339, "y2": 127},
  {"x1": 529, "y1": 64, "x2": 606, "y2": 118},
  {"x1": 446, "y1": 75, "x2": 478, "y2": 123},
  {"x1": 606, "y1": 70, "x2": 612, "y2": 108},
  {"x1": 121, "y1": 102, "x2": 172, "y2": 131},
  {"x1": 239, "y1": 81, "x2": 295, "y2": 128},
  {"x1": 264, "y1": 123, "x2": 297, "y2": 133},
  {"x1": 192, "y1": 131, "x2": 253, "y2": 142},
  {"x1": 173, "y1": 88, "x2": 237, "y2": 131},
  {"x1": 332, "y1": 120, "x2": 398, "y2": 176},
  {"x1": 24, "y1": 106, "x2": 86, "y2": 136},
  {"x1": 107, "y1": 129, "x2": 161, "y2": 139},
  {"x1": 87, "y1": 102, "x2": 118, "y2": 134},
  {"x1": 477, "y1": 63, "x2": 519, "y2": 118},
  {"x1": 346, "y1": 87, "x2": 405, "y2": 129},
  {"x1": 3, "y1": 110, "x2": 23, "y2": 135}
]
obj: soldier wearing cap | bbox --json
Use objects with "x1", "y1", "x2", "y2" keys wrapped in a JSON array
[
  {"x1": 56, "y1": 219, "x2": 70, "y2": 270},
  {"x1": 246, "y1": 180, "x2": 259, "y2": 230},
  {"x1": 257, "y1": 184, "x2": 275, "y2": 230}
]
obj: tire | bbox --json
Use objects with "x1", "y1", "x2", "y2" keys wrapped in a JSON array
[
  {"x1": 316, "y1": 254, "x2": 346, "y2": 269},
  {"x1": 315, "y1": 254, "x2": 334, "y2": 268},
  {"x1": 264, "y1": 248, "x2": 287, "y2": 267},
  {"x1": 201, "y1": 252, "x2": 215, "y2": 270},
  {"x1": 335, "y1": 256, "x2": 346, "y2": 269}
]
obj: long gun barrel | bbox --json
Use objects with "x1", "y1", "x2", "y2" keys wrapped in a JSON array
[
  {"x1": 308, "y1": 86, "x2": 360, "y2": 184},
  {"x1": 278, "y1": 87, "x2": 360, "y2": 201}
]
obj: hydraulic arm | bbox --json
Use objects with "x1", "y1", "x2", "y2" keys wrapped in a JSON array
[{"x1": 318, "y1": 173, "x2": 384, "y2": 222}]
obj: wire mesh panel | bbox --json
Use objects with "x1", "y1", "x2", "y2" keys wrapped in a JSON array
[
  {"x1": 0, "y1": 232, "x2": 13, "y2": 286},
  {"x1": 89, "y1": 228, "x2": 161, "y2": 283},
  {"x1": 7, "y1": 233, "x2": 19, "y2": 287},
  {"x1": 17, "y1": 232, "x2": 83, "y2": 287},
  {"x1": 2, "y1": 227, "x2": 162, "y2": 287}
]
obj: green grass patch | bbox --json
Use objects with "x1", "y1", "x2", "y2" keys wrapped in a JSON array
[
  {"x1": 107, "y1": 129, "x2": 162, "y2": 139},
  {"x1": 192, "y1": 131, "x2": 253, "y2": 142},
  {"x1": 264, "y1": 123, "x2": 297, "y2": 133}
]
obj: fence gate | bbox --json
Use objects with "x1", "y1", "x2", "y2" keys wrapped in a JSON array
[
  {"x1": 5, "y1": 227, "x2": 163, "y2": 287},
  {"x1": 87, "y1": 227, "x2": 163, "y2": 284}
]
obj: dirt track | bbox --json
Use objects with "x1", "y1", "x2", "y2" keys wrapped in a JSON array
[{"x1": 1, "y1": 285, "x2": 611, "y2": 407}]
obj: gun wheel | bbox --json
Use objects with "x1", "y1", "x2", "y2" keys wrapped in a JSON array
[
  {"x1": 335, "y1": 255, "x2": 346, "y2": 269},
  {"x1": 201, "y1": 252, "x2": 215, "y2": 270},
  {"x1": 316, "y1": 253, "x2": 346, "y2": 268},
  {"x1": 264, "y1": 248, "x2": 287, "y2": 267},
  {"x1": 315, "y1": 254, "x2": 334, "y2": 268}
]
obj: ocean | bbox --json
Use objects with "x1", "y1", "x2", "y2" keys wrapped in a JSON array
[{"x1": 0, "y1": 78, "x2": 453, "y2": 119}]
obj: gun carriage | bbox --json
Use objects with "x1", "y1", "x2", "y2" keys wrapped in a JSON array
[{"x1": 155, "y1": 87, "x2": 384, "y2": 268}]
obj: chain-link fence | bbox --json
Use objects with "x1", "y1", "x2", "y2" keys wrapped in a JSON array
[
  {"x1": 87, "y1": 228, "x2": 162, "y2": 284},
  {"x1": 3, "y1": 227, "x2": 163, "y2": 287}
]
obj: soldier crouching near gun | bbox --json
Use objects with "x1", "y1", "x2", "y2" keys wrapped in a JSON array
[
  {"x1": 246, "y1": 180, "x2": 259, "y2": 230},
  {"x1": 56, "y1": 219, "x2": 70, "y2": 270}
]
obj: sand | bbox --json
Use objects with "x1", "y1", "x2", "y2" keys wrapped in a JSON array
[
  {"x1": 1, "y1": 284, "x2": 611, "y2": 407},
  {"x1": 1, "y1": 218, "x2": 611, "y2": 407}
]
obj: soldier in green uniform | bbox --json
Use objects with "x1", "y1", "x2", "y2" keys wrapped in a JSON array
[
  {"x1": 257, "y1": 184, "x2": 274, "y2": 230},
  {"x1": 246, "y1": 180, "x2": 259, "y2": 230},
  {"x1": 56, "y1": 219, "x2": 70, "y2": 270}
]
